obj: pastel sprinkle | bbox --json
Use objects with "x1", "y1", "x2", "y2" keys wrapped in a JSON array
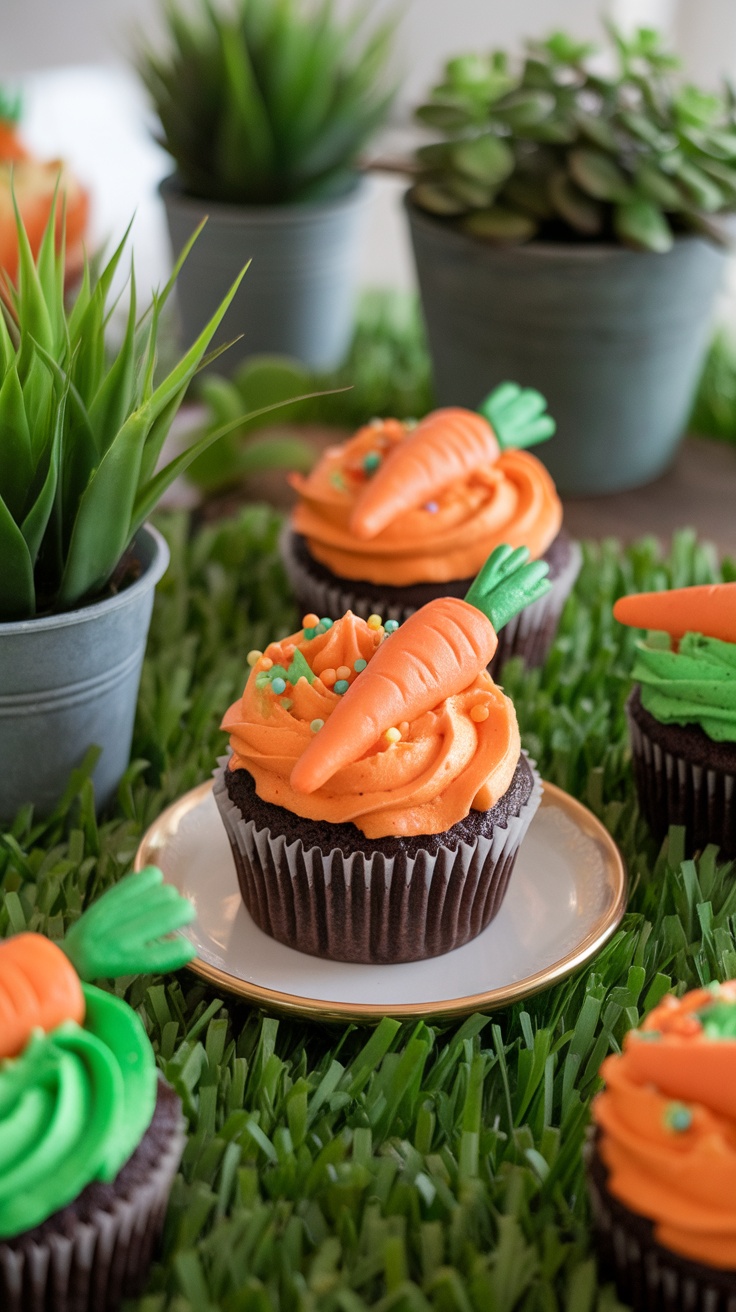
[
  {"x1": 310, "y1": 719, "x2": 324, "y2": 733},
  {"x1": 302, "y1": 613, "x2": 320, "y2": 629},
  {"x1": 367, "y1": 614, "x2": 383, "y2": 630},
  {"x1": 272, "y1": 677, "x2": 287, "y2": 695},
  {"x1": 260, "y1": 657, "x2": 273, "y2": 670},
  {"x1": 247, "y1": 649, "x2": 262, "y2": 667},
  {"x1": 321, "y1": 668, "x2": 337, "y2": 686},
  {"x1": 470, "y1": 704, "x2": 489, "y2": 722},
  {"x1": 303, "y1": 628, "x2": 317, "y2": 640},
  {"x1": 354, "y1": 658, "x2": 367, "y2": 672},
  {"x1": 665, "y1": 1103, "x2": 692, "y2": 1133},
  {"x1": 404, "y1": 418, "x2": 417, "y2": 430},
  {"x1": 363, "y1": 450, "x2": 382, "y2": 474},
  {"x1": 281, "y1": 698, "x2": 293, "y2": 711},
  {"x1": 320, "y1": 617, "x2": 333, "y2": 630},
  {"x1": 384, "y1": 727, "x2": 401, "y2": 744},
  {"x1": 425, "y1": 501, "x2": 439, "y2": 513},
  {"x1": 399, "y1": 721, "x2": 410, "y2": 736},
  {"x1": 336, "y1": 665, "x2": 351, "y2": 681},
  {"x1": 369, "y1": 417, "x2": 383, "y2": 429},
  {"x1": 384, "y1": 619, "x2": 399, "y2": 633},
  {"x1": 334, "y1": 679, "x2": 350, "y2": 694}
]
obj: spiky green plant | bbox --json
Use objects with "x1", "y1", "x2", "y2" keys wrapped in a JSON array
[
  {"x1": 411, "y1": 23, "x2": 736, "y2": 252},
  {"x1": 137, "y1": 0, "x2": 398, "y2": 206},
  {"x1": 0, "y1": 204, "x2": 318, "y2": 622}
]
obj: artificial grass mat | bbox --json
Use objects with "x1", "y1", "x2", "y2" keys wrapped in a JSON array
[{"x1": 2, "y1": 508, "x2": 735, "y2": 1312}]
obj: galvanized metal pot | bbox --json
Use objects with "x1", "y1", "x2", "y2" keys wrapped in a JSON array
[
  {"x1": 161, "y1": 174, "x2": 371, "y2": 374},
  {"x1": 0, "y1": 524, "x2": 169, "y2": 822},
  {"x1": 406, "y1": 196, "x2": 728, "y2": 495}
]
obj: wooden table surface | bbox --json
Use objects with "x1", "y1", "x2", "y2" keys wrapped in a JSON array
[{"x1": 561, "y1": 435, "x2": 736, "y2": 559}]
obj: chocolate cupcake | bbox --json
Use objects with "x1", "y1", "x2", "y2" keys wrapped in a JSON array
[
  {"x1": 587, "y1": 981, "x2": 736, "y2": 1311},
  {"x1": 0, "y1": 867, "x2": 195, "y2": 1312},
  {"x1": 614, "y1": 583, "x2": 736, "y2": 857},
  {"x1": 282, "y1": 383, "x2": 581, "y2": 676},
  {"x1": 215, "y1": 544, "x2": 548, "y2": 963}
]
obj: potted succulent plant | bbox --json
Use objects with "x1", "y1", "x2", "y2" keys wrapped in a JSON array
[
  {"x1": 0, "y1": 207, "x2": 299, "y2": 821},
  {"x1": 137, "y1": 0, "x2": 396, "y2": 374},
  {"x1": 405, "y1": 25, "x2": 736, "y2": 494}
]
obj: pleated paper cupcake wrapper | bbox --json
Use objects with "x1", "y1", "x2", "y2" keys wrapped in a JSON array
[
  {"x1": 280, "y1": 526, "x2": 581, "y2": 676},
  {"x1": 0, "y1": 1084, "x2": 186, "y2": 1312},
  {"x1": 586, "y1": 1136, "x2": 736, "y2": 1312},
  {"x1": 627, "y1": 697, "x2": 736, "y2": 859},
  {"x1": 214, "y1": 755, "x2": 542, "y2": 964}
]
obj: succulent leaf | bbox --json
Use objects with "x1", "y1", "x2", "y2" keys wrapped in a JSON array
[{"x1": 411, "y1": 23, "x2": 736, "y2": 249}]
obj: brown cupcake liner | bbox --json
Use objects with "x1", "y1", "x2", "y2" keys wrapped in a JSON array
[
  {"x1": 0, "y1": 1078, "x2": 186, "y2": 1312},
  {"x1": 280, "y1": 525, "x2": 581, "y2": 676},
  {"x1": 214, "y1": 755, "x2": 542, "y2": 964},
  {"x1": 586, "y1": 1133, "x2": 736, "y2": 1312},
  {"x1": 627, "y1": 694, "x2": 736, "y2": 858}
]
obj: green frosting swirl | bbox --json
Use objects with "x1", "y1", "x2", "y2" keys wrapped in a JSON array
[
  {"x1": 634, "y1": 631, "x2": 736, "y2": 742},
  {"x1": 0, "y1": 983, "x2": 156, "y2": 1239}
]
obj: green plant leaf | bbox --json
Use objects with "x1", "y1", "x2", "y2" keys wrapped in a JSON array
[
  {"x1": 614, "y1": 198, "x2": 673, "y2": 252},
  {"x1": 411, "y1": 183, "x2": 468, "y2": 217},
  {"x1": 20, "y1": 391, "x2": 64, "y2": 568},
  {"x1": 0, "y1": 364, "x2": 33, "y2": 520},
  {"x1": 548, "y1": 172, "x2": 604, "y2": 235},
  {"x1": 452, "y1": 135, "x2": 514, "y2": 187},
  {"x1": 634, "y1": 161, "x2": 683, "y2": 210},
  {"x1": 676, "y1": 160, "x2": 724, "y2": 212},
  {"x1": 462, "y1": 206, "x2": 537, "y2": 243},
  {"x1": 493, "y1": 90, "x2": 555, "y2": 130},
  {"x1": 568, "y1": 149, "x2": 632, "y2": 202},
  {"x1": 0, "y1": 492, "x2": 35, "y2": 618}
]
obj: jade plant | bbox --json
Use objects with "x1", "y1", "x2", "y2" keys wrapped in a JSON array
[
  {"x1": 0, "y1": 205, "x2": 311, "y2": 622},
  {"x1": 137, "y1": 0, "x2": 397, "y2": 205},
  {"x1": 410, "y1": 24, "x2": 736, "y2": 252}
]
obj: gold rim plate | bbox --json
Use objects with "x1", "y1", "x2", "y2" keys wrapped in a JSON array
[{"x1": 135, "y1": 780, "x2": 627, "y2": 1023}]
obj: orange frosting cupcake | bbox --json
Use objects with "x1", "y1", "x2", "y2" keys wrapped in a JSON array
[
  {"x1": 592, "y1": 982, "x2": 736, "y2": 1269},
  {"x1": 0, "y1": 113, "x2": 89, "y2": 284},
  {"x1": 291, "y1": 407, "x2": 562, "y2": 586},
  {"x1": 222, "y1": 609, "x2": 519, "y2": 839}
]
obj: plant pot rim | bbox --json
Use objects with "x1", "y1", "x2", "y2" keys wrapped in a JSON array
[
  {"x1": 404, "y1": 189, "x2": 730, "y2": 260},
  {"x1": 160, "y1": 171, "x2": 369, "y2": 223},
  {"x1": 0, "y1": 522, "x2": 170, "y2": 637}
]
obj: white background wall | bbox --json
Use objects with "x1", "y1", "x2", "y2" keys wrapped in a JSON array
[{"x1": 2, "y1": 0, "x2": 734, "y2": 301}]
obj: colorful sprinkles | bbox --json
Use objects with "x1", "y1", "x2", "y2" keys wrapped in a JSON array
[
  {"x1": 334, "y1": 680, "x2": 350, "y2": 694},
  {"x1": 363, "y1": 451, "x2": 382, "y2": 475},
  {"x1": 310, "y1": 719, "x2": 324, "y2": 733},
  {"x1": 470, "y1": 704, "x2": 489, "y2": 723},
  {"x1": 384, "y1": 727, "x2": 401, "y2": 745},
  {"x1": 665, "y1": 1103, "x2": 693, "y2": 1133}
]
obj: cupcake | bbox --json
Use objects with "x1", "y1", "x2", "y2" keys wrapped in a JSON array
[
  {"x1": 282, "y1": 382, "x2": 581, "y2": 675},
  {"x1": 215, "y1": 544, "x2": 548, "y2": 963},
  {"x1": 614, "y1": 582, "x2": 736, "y2": 857},
  {"x1": 0, "y1": 866, "x2": 195, "y2": 1312},
  {"x1": 588, "y1": 981, "x2": 736, "y2": 1311}
]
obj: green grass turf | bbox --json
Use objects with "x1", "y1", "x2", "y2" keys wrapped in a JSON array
[{"x1": 2, "y1": 509, "x2": 736, "y2": 1312}]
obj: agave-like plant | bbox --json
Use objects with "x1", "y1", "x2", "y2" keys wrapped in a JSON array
[
  {"x1": 411, "y1": 24, "x2": 736, "y2": 252},
  {"x1": 0, "y1": 205, "x2": 313, "y2": 622},
  {"x1": 137, "y1": 0, "x2": 397, "y2": 205}
]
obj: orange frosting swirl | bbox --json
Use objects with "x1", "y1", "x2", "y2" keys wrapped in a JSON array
[
  {"x1": 290, "y1": 414, "x2": 562, "y2": 585},
  {"x1": 592, "y1": 983, "x2": 736, "y2": 1268},
  {"x1": 222, "y1": 611, "x2": 520, "y2": 839}
]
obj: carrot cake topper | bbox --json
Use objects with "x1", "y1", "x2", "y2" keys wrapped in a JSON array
[
  {"x1": 349, "y1": 384, "x2": 556, "y2": 541},
  {"x1": 614, "y1": 583, "x2": 736, "y2": 645},
  {"x1": 290, "y1": 543, "x2": 550, "y2": 795}
]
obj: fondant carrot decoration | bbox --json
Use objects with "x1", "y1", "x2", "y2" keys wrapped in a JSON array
[
  {"x1": 614, "y1": 583, "x2": 736, "y2": 644},
  {"x1": 0, "y1": 935, "x2": 84, "y2": 1060},
  {"x1": 350, "y1": 385, "x2": 555, "y2": 540},
  {"x1": 0, "y1": 866, "x2": 195, "y2": 1061},
  {"x1": 0, "y1": 89, "x2": 27, "y2": 162},
  {"x1": 290, "y1": 544, "x2": 550, "y2": 795}
]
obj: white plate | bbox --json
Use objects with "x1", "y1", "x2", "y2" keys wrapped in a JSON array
[{"x1": 135, "y1": 781, "x2": 626, "y2": 1022}]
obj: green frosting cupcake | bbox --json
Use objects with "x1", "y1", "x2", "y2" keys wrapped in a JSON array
[{"x1": 633, "y1": 631, "x2": 736, "y2": 743}]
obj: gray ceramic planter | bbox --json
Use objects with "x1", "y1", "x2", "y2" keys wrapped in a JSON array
[
  {"x1": 161, "y1": 174, "x2": 371, "y2": 374},
  {"x1": 406, "y1": 196, "x2": 729, "y2": 495},
  {"x1": 0, "y1": 524, "x2": 169, "y2": 822}
]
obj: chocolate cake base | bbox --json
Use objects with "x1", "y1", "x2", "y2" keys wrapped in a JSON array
[
  {"x1": 627, "y1": 685, "x2": 736, "y2": 858},
  {"x1": 0, "y1": 1077, "x2": 185, "y2": 1312},
  {"x1": 214, "y1": 753, "x2": 541, "y2": 963},
  {"x1": 280, "y1": 527, "x2": 581, "y2": 676},
  {"x1": 586, "y1": 1134, "x2": 736, "y2": 1312}
]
